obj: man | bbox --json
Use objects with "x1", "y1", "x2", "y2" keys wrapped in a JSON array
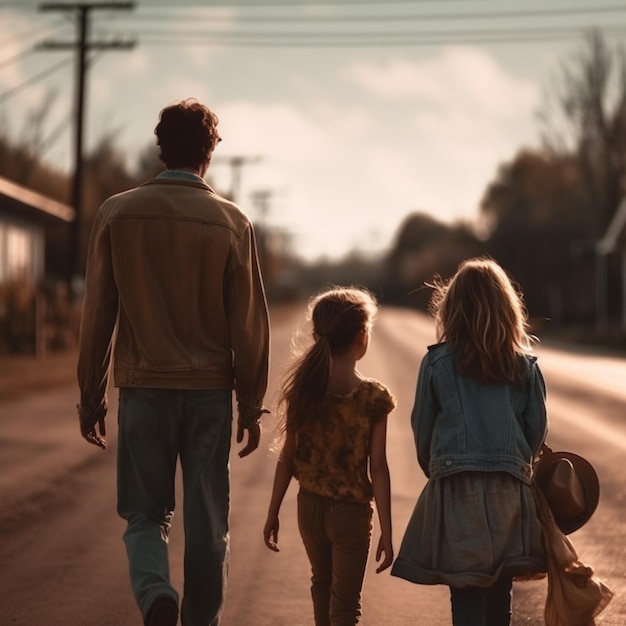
[{"x1": 77, "y1": 98, "x2": 270, "y2": 626}]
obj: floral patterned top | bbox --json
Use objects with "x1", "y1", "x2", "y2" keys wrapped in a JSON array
[{"x1": 293, "y1": 378, "x2": 396, "y2": 503}]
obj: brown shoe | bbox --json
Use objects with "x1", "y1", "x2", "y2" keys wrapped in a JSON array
[{"x1": 145, "y1": 595, "x2": 178, "y2": 626}]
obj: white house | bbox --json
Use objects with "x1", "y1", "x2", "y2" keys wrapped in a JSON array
[
  {"x1": 0, "y1": 176, "x2": 74, "y2": 286},
  {"x1": 596, "y1": 196, "x2": 626, "y2": 328},
  {"x1": 0, "y1": 176, "x2": 74, "y2": 354}
]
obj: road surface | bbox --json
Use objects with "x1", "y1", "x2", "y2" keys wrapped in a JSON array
[{"x1": 0, "y1": 306, "x2": 623, "y2": 625}]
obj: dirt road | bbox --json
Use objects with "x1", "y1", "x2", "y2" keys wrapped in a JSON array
[{"x1": 0, "y1": 306, "x2": 623, "y2": 625}]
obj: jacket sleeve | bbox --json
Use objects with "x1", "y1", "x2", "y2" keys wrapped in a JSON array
[
  {"x1": 225, "y1": 222, "x2": 270, "y2": 428},
  {"x1": 77, "y1": 206, "x2": 119, "y2": 415},
  {"x1": 523, "y1": 361, "x2": 548, "y2": 457},
  {"x1": 410, "y1": 354, "x2": 438, "y2": 477}
]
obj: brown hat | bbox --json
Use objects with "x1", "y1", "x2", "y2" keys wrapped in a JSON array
[{"x1": 533, "y1": 446, "x2": 600, "y2": 535}]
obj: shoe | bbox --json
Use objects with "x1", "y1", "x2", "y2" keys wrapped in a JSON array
[{"x1": 144, "y1": 595, "x2": 178, "y2": 626}]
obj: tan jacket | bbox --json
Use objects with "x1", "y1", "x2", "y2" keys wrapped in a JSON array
[{"x1": 77, "y1": 175, "x2": 270, "y2": 427}]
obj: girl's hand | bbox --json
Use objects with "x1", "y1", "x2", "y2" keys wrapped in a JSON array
[
  {"x1": 263, "y1": 514, "x2": 280, "y2": 552},
  {"x1": 375, "y1": 535, "x2": 394, "y2": 573}
]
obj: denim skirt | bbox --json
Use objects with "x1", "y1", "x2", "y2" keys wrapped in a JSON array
[{"x1": 391, "y1": 471, "x2": 546, "y2": 589}]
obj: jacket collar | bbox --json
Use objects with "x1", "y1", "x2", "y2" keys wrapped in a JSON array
[{"x1": 157, "y1": 169, "x2": 205, "y2": 183}]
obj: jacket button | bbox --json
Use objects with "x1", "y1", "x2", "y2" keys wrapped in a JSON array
[{"x1": 445, "y1": 460, "x2": 453, "y2": 466}]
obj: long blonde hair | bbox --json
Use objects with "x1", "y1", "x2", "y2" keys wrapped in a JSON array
[
  {"x1": 429, "y1": 257, "x2": 535, "y2": 384},
  {"x1": 279, "y1": 286, "x2": 378, "y2": 433}
]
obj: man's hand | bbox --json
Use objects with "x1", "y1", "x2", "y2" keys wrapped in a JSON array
[
  {"x1": 237, "y1": 420, "x2": 261, "y2": 458},
  {"x1": 77, "y1": 403, "x2": 107, "y2": 450}
]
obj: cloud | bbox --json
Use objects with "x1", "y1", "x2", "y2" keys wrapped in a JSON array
[
  {"x1": 193, "y1": 99, "x2": 386, "y2": 258},
  {"x1": 178, "y1": 7, "x2": 237, "y2": 64},
  {"x1": 199, "y1": 46, "x2": 544, "y2": 260},
  {"x1": 336, "y1": 47, "x2": 542, "y2": 224},
  {"x1": 213, "y1": 89, "x2": 377, "y2": 169},
  {"x1": 345, "y1": 47, "x2": 540, "y2": 119}
]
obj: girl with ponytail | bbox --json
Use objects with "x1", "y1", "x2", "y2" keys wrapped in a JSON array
[{"x1": 263, "y1": 286, "x2": 396, "y2": 625}]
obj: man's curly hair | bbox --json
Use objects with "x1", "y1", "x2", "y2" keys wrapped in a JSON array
[{"x1": 154, "y1": 98, "x2": 221, "y2": 170}]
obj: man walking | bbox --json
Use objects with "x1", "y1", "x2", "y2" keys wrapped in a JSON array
[{"x1": 76, "y1": 98, "x2": 270, "y2": 626}]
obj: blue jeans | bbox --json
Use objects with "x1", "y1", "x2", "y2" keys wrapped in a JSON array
[
  {"x1": 297, "y1": 488, "x2": 373, "y2": 626},
  {"x1": 117, "y1": 387, "x2": 232, "y2": 626},
  {"x1": 450, "y1": 577, "x2": 513, "y2": 626}
]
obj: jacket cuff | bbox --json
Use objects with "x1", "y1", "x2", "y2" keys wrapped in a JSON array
[
  {"x1": 77, "y1": 399, "x2": 108, "y2": 421},
  {"x1": 237, "y1": 404, "x2": 270, "y2": 428}
]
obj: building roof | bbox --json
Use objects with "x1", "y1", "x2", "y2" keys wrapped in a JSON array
[
  {"x1": 597, "y1": 196, "x2": 626, "y2": 255},
  {"x1": 0, "y1": 175, "x2": 74, "y2": 223}
]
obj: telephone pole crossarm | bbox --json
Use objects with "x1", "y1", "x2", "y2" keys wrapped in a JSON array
[
  {"x1": 38, "y1": 40, "x2": 136, "y2": 51},
  {"x1": 39, "y1": 2, "x2": 135, "y2": 11},
  {"x1": 212, "y1": 155, "x2": 263, "y2": 203}
]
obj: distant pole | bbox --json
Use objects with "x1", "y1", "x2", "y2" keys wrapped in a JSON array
[
  {"x1": 251, "y1": 189, "x2": 272, "y2": 226},
  {"x1": 38, "y1": 2, "x2": 135, "y2": 298},
  {"x1": 212, "y1": 155, "x2": 262, "y2": 204},
  {"x1": 596, "y1": 251, "x2": 608, "y2": 329}
]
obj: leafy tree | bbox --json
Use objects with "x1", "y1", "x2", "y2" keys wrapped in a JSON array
[
  {"x1": 384, "y1": 212, "x2": 483, "y2": 310},
  {"x1": 480, "y1": 149, "x2": 595, "y2": 325}
]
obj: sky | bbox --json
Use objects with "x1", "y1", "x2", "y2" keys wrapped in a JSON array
[{"x1": 0, "y1": 1, "x2": 624, "y2": 262}]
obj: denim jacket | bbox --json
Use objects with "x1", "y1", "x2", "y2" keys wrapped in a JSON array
[
  {"x1": 412, "y1": 343, "x2": 547, "y2": 484},
  {"x1": 77, "y1": 175, "x2": 270, "y2": 427}
]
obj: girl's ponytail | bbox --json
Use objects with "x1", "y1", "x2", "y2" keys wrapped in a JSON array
[
  {"x1": 278, "y1": 286, "x2": 378, "y2": 433},
  {"x1": 281, "y1": 336, "x2": 331, "y2": 432}
]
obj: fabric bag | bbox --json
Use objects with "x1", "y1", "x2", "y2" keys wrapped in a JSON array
[{"x1": 531, "y1": 445, "x2": 613, "y2": 626}]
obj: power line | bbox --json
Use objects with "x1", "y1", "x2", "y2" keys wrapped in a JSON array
[
  {"x1": 124, "y1": 24, "x2": 626, "y2": 38},
  {"x1": 2, "y1": 0, "x2": 490, "y2": 7},
  {"x1": 135, "y1": 35, "x2": 625, "y2": 48},
  {"x1": 125, "y1": 4, "x2": 626, "y2": 24},
  {"x1": 0, "y1": 0, "x2": 568, "y2": 6},
  {"x1": 117, "y1": 23, "x2": 626, "y2": 47},
  {"x1": 99, "y1": 3, "x2": 626, "y2": 46},
  {"x1": 0, "y1": 55, "x2": 73, "y2": 103},
  {"x1": 128, "y1": 0, "x2": 481, "y2": 5},
  {"x1": 0, "y1": 19, "x2": 74, "y2": 78},
  {"x1": 0, "y1": 47, "x2": 36, "y2": 72},
  {"x1": 0, "y1": 18, "x2": 69, "y2": 47}
]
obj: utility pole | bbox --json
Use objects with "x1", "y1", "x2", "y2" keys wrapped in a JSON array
[
  {"x1": 213, "y1": 155, "x2": 262, "y2": 204},
  {"x1": 38, "y1": 2, "x2": 135, "y2": 297},
  {"x1": 251, "y1": 189, "x2": 272, "y2": 227}
]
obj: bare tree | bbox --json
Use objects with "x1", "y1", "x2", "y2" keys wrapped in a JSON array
[
  {"x1": 541, "y1": 30, "x2": 626, "y2": 235},
  {"x1": 14, "y1": 89, "x2": 62, "y2": 185}
]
